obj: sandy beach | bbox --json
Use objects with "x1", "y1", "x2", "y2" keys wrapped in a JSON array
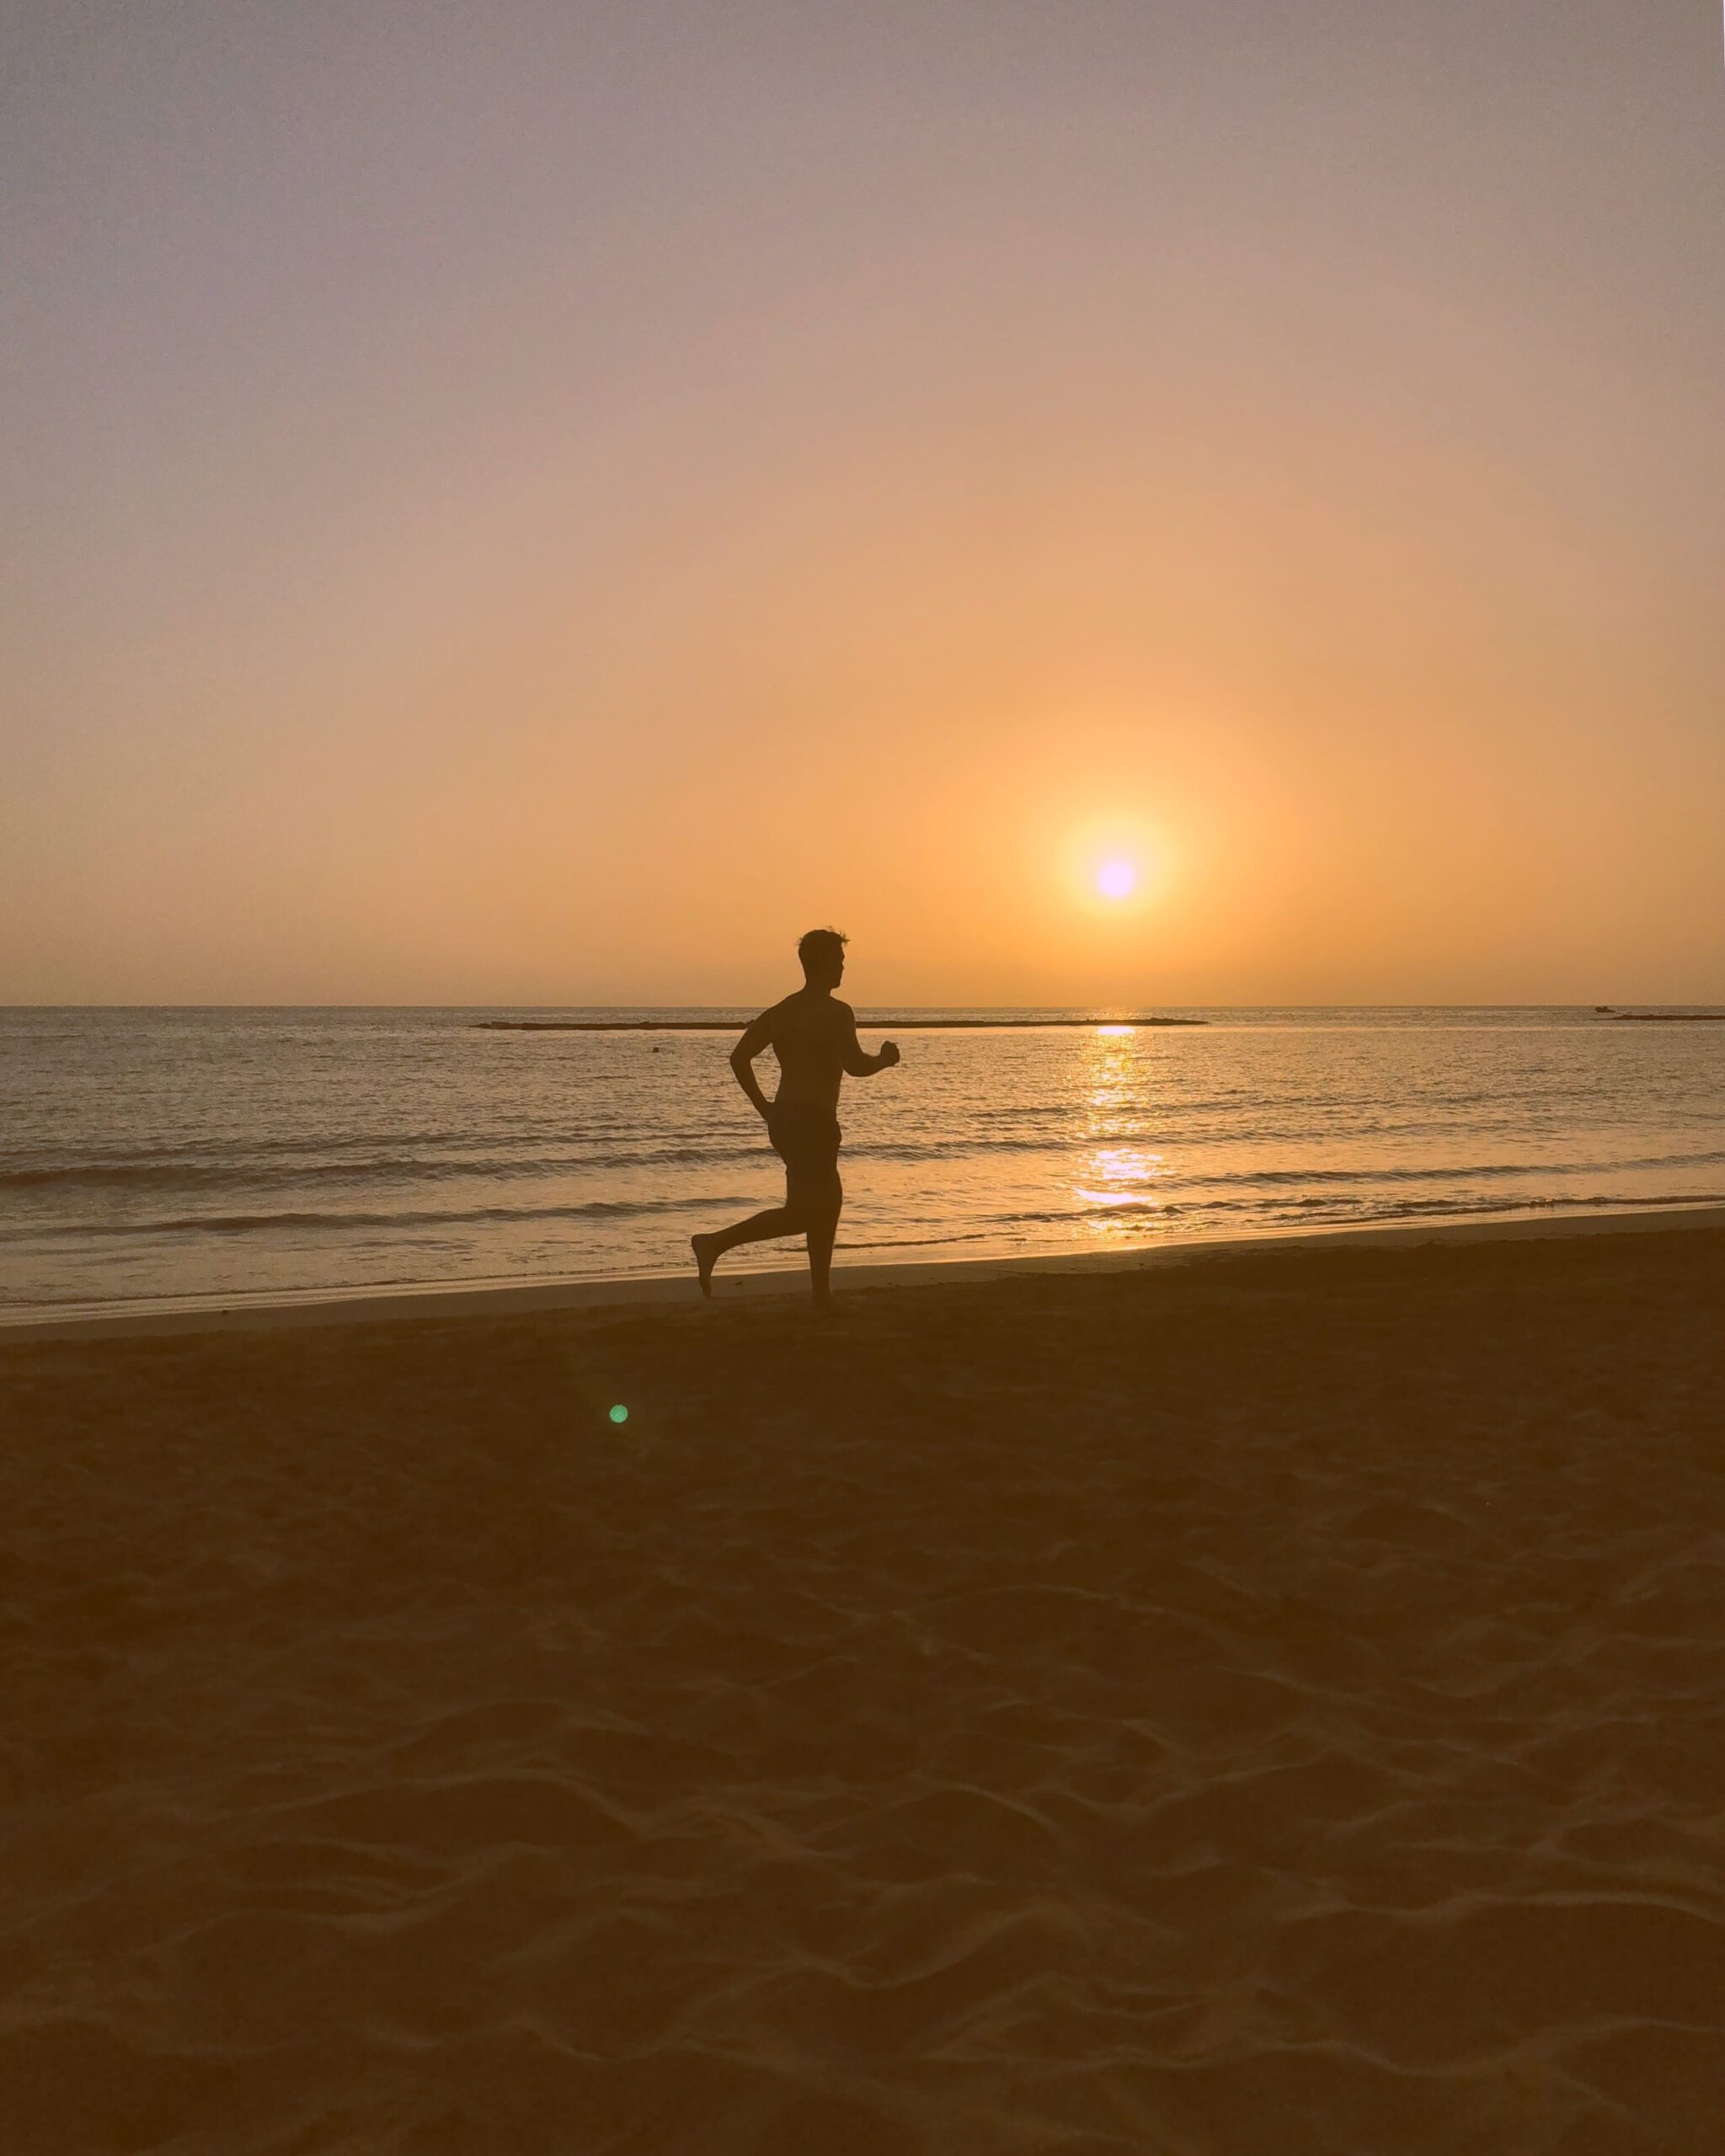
[{"x1": 4, "y1": 1219, "x2": 1723, "y2": 2153}]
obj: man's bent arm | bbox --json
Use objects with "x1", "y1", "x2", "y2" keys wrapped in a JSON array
[
  {"x1": 841, "y1": 1012, "x2": 900, "y2": 1077},
  {"x1": 730, "y1": 1015, "x2": 774, "y2": 1118}
]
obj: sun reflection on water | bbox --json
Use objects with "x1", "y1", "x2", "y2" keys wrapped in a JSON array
[{"x1": 1073, "y1": 1028, "x2": 1166, "y2": 1238}]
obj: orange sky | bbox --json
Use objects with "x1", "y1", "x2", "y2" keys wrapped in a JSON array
[{"x1": 4, "y1": 3, "x2": 1722, "y2": 1005}]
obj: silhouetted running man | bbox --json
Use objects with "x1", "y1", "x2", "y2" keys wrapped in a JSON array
[{"x1": 692, "y1": 928, "x2": 900, "y2": 1305}]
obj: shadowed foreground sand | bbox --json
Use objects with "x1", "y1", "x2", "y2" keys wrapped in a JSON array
[{"x1": 3, "y1": 1226, "x2": 1723, "y2": 2154}]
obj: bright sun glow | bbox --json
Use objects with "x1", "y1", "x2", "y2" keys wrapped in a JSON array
[{"x1": 1097, "y1": 860, "x2": 1136, "y2": 899}]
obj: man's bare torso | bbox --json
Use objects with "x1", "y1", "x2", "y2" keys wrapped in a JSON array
[{"x1": 764, "y1": 990, "x2": 853, "y2": 1111}]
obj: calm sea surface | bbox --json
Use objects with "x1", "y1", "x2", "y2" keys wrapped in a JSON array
[{"x1": 3, "y1": 1007, "x2": 1722, "y2": 1315}]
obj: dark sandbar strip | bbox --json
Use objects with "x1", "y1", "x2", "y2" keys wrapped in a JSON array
[{"x1": 473, "y1": 1017, "x2": 1209, "y2": 1033}]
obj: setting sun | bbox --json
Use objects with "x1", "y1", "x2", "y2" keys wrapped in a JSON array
[{"x1": 1097, "y1": 861, "x2": 1137, "y2": 899}]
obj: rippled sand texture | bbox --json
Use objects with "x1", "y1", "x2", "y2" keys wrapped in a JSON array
[{"x1": 4, "y1": 1226, "x2": 1724, "y2": 2154}]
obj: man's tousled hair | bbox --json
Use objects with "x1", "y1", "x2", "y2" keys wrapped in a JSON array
[{"x1": 797, "y1": 926, "x2": 848, "y2": 974}]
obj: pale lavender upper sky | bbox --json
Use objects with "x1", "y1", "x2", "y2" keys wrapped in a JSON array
[{"x1": 4, "y1": 3, "x2": 1722, "y2": 1002}]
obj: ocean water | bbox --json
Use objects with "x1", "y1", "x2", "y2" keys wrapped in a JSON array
[{"x1": 3, "y1": 1006, "x2": 1722, "y2": 1315}]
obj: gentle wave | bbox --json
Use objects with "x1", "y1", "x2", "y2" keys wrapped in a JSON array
[
  {"x1": 0, "y1": 1144, "x2": 769, "y2": 1191},
  {"x1": 11, "y1": 1182, "x2": 1722, "y2": 1252},
  {"x1": 10, "y1": 1140, "x2": 1725, "y2": 1196},
  {"x1": 985, "y1": 1188, "x2": 1725, "y2": 1231},
  {"x1": 0, "y1": 1195, "x2": 761, "y2": 1243}
]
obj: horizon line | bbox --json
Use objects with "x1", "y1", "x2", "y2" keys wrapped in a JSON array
[{"x1": 5, "y1": 1001, "x2": 1722, "y2": 1015}]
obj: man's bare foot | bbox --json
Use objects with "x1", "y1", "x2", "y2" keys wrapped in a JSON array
[{"x1": 692, "y1": 1233, "x2": 718, "y2": 1297}]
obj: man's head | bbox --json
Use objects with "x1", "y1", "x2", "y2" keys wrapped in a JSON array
[{"x1": 797, "y1": 926, "x2": 847, "y2": 989}]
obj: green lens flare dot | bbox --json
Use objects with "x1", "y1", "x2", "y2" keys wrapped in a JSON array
[{"x1": 608, "y1": 1404, "x2": 629, "y2": 1424}]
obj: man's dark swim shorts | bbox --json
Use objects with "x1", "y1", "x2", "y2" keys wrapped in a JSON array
[{"x1": 767, "y1": 1102, "x2": 841, "y2": 1180}]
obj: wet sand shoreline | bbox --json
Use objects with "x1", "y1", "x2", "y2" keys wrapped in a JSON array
[{"x1": 6, "y1": 1199, "x2": 1724, "y2": 1343}]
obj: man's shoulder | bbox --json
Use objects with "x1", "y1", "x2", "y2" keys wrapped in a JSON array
[
  {"x1": 756, "y1": 990, "x2": 852, "y2": 1034},
  {"x1": 739, "y1": 996, "x2": 788, "y2": 1038},
  {"x1": 753, "y1": 992, "x2": 804, "y2": 1032}
]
